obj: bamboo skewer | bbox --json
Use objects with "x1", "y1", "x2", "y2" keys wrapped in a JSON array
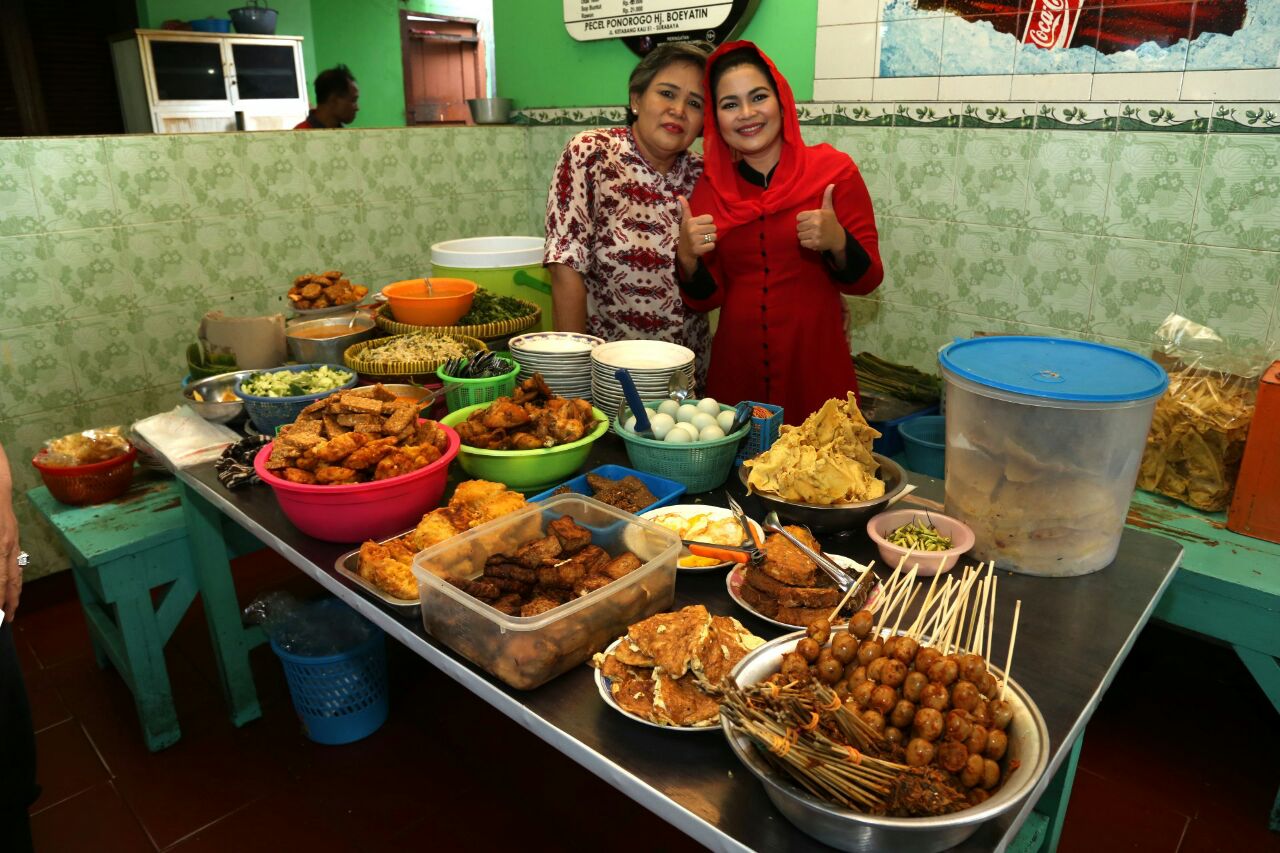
[
  {"x1": 907, "y1": 567, "x2": 943, "y2": 640},
  {"x1": 986, "y1": 574, "x2": 998, "y2": 665},
  {"x1": 827, "y1": 561, "x2": 876, "y2": 623},
  {"x1": 999, "y1": 599, "x2": 1022, "y2": 701},
  {"x1": 889, "y1": 585, "x2": 921, "y2": 639}
]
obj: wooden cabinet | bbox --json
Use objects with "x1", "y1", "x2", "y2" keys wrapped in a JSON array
[{"x1": 110, "y1": 29, "x2": 308, "y2": 133}]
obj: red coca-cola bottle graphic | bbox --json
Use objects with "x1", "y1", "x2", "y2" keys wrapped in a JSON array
[{"x1": 914, "y1": 0, "x2": 1247, "y2": 54}]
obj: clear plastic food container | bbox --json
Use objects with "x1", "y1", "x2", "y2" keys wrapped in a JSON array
[
  {"x1": 411, "y1": 494, "x2": 680, "y2": 689},
  {"x1": 940, "y1": 337, "x2": 1167, "y2": 577}
]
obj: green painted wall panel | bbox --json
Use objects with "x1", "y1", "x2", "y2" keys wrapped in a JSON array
[{"x1": 493, "y1": 0, "x2": 817, "y2": 109}]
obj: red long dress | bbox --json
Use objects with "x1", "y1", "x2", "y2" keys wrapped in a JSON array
[{"x1": 683, "y1": 42, "x2": 884, "y2": 425}]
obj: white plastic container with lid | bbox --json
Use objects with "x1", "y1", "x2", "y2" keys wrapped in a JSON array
[
  {"x1": 940, "y1": 336, "x2": 1167, "y2": 577},
  {"x1": 430, "y1": 236, "x2": 551, "y2": 331},
  {"x1": 411, "y1": 493, "x2": 680, "y2": 689}
]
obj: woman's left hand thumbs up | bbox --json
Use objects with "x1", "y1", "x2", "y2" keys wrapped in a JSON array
[{"x1": 796, "y1": 183, "x2": 845, "y2": 253}]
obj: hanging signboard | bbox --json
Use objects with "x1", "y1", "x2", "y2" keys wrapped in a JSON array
[{"x1": 563, "y1": 0, "x2": 759, "y2": 55}]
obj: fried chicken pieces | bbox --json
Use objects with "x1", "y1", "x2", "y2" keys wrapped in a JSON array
[
  {"x1": 286, "y1": 270, "x2": 368, "y2": 310},
  {"x1": 355, "y1": 480, "x2": 528, "y2": 601},
  {"x1": 453, "y1": 374, "x2": 599, "y2": 450},
  {"x1": 592, "y1": 605, "x2": 764, "y2": 727},
  {"x1": 264, "y1": 384, "x2": 448, "y2": 485},
  {"x1": 442, "y1": 515, "x2": 644, "y2": 618}
]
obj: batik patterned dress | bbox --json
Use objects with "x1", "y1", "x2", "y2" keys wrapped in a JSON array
[{"x1": 544, "y1": 126, "x2": 712, "y2": 385}]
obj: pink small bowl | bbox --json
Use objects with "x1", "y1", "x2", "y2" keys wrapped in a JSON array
[
  {"x1": 252, "y1": 425, "x2": 460, "y2": 543},
  {"x1": 866, "y1": 508, "x2": 975, "y2": 577}
]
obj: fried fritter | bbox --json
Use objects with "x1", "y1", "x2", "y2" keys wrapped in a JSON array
[
  {"x1": 313, "y1": 431, "x2": 370, "y2": 462},
  {"x1": 514, "y1": 535, "x2": 562, "y2": 569},
  {"x1": 759, "y1": 527, "x2": 820, "y2": 587},
  {"x1": 548, "y1": 515, "x2": 592, "y2": 552},
  {"x1": 341, "y1": 436, "x2": 398, "y2": 470},
  {"x1": 625, "y1": 605, "x2": 712, "y2": 679},
  {"x1": 314, "y1": 465, "x2": 359, "y2": 484},
  {"x1": 613, "y1": 676, "x2": 658, "y2": 720},
  {"x1": 599, "y1": 553, "x2": 642, "y2": 580},
  {"x1": 281, "y1": 467, "x2": 316, "y2": 484}
]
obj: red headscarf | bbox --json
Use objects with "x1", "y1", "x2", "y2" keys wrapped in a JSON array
[{"x1": 691, "y1": 41, "x2": 855, "y2": 233}]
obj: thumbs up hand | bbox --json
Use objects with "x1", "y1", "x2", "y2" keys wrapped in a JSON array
[
  {"x1": 796, "y1": 183, "x2": 845, "y2": 253},
  {"x1": 676, "y1": 194, "x2": 718, "y2": 277}
]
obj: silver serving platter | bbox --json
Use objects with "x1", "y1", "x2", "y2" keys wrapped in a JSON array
[
  {"x1": 723, "y1": 630, "x2": 1049, "y2": 853},
  {"x1": 333, "y1": 527, "x2": 421, "y2": 616}
]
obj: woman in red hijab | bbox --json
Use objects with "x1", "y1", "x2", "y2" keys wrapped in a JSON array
[{"x1": 676, "y1": 42, "x2": 883, "y2": 424}]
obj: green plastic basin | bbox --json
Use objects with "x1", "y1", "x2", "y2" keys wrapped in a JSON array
[{"x1": 439, "y1": 403, "x2": 609, "y2": 493}]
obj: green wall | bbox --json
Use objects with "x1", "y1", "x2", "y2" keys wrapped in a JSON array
[
  {"x1": 493, "y1": 0, "x2": 817, "y2": 109},
  {"x1": 136, "y1": 0, "x2": 317, "y2": 101}
]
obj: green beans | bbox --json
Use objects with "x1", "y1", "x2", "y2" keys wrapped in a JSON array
[{"x1": 886, "y1": 518, "x2": 953, "y2": 551}]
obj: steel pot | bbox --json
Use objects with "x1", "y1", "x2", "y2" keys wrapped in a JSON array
[
  {"x1": 285, "y1": 314, "x2": 376, "y2": 364},
  {"x1": 228, "y1": 1, "x2": 277, "y2": 35},
  {"x1": 467, "y1": 98, "x2": 513, "y2": 124}
]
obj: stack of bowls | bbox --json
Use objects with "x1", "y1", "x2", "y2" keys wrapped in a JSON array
[
  {"x1": 591, "y1": 340, "x2": 696, "y2": 417},
  {"x1": 508, "y1": 332, "x2": 603, "y2": 400}
]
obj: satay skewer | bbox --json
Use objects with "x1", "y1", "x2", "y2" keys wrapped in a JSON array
[
  {"x1": 889, "y1": 584, "x2": 921, "y2": 639},
  {"x1": 940, "y1": 565, "x2": 982, "y2": 654},
  {"x1": 827, "y1": 560, "x2": 876, "y2": 623},
  {"x1": 999, "y1": 599, "x2": 1022, "y2": 701},
  {"x1": 986, "y1": 574, "x2": 998, "y2": 665}
]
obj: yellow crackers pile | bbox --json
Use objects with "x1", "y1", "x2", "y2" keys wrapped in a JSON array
[
  {"x1": 264, "y1": 384, "x2": 449, "y2": 485},
  {"x1": 593, "y1": 605, "x2": 763, "y2": 727}
]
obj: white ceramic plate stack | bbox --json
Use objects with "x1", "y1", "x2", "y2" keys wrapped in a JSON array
[
  {"x1": 591, "y1": 340, "x2": 696, "y2": 419},
  {"x1": 508, "y1": 332, "x2": 604, "y2": 400}
]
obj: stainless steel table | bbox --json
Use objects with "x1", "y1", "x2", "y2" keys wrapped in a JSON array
[{"x1": 175, "y1": 439, "x2": 1182, "y2": 852}]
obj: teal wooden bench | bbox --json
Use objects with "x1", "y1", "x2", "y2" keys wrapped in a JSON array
[
  {"x1": 27, "y1": 472, "x2": 266, "y2": 751},
  {"x1": 1128, "y1": 490, "x2": 1280, "y2": 830}
]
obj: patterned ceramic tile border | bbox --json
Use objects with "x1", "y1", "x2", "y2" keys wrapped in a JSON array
[{"x1": 515, "y1": 100, "x2": 1280, "y2": 133}]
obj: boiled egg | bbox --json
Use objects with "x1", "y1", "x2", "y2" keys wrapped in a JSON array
[
  {"x1": 695, "y1": 397, "x2": 721, "y2": 415},
  {"x1": 676, "y1": 403, "x2": 700, "y2": 423},
  {"x1": 716, "y1": 409, "x2": 736, "y2": 432},
  {"x1": 657, "y1": 399, "x2": 681, "y2": 418},
  {"x1": 649, "y1": 412, "x2": 676, "y2": 439}
]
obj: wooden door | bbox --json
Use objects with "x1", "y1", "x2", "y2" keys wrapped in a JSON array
[{"x1": 400, "y1": 11, "x2": 484, "y2": 126}]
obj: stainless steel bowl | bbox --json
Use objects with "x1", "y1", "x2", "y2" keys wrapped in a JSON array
[
  {"x1": 467, "y1": 97, "x2": 513, "y2": 124},
  {"x1": 740, "y1": 453, "x2": 908, "y2": 533},
  {"x1": 285, "y1": 314, "x2": 377, "y2": 364},
  {"x1": 724, "y1": 631, "x2": 1049, "y2": 853},
  {"x1": 183, "y1": 370, "x2": 254, "y2": 423}
]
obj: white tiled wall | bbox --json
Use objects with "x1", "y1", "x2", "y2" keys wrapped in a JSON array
[{"x1": 816, "y1": 0, "x2": 1280, "y2": 103}]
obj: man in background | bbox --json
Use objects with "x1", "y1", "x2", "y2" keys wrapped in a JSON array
[
  {"x1": 0, "y1": 440, "x2": 37, "y2": 853},
  {"x1": 295, "y1": 64, "x2": 359, "y2": 129}
]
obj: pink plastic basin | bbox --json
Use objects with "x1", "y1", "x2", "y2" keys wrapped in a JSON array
[{"x1": 252, "y1": 425, "x2": 460, "y2": 542}]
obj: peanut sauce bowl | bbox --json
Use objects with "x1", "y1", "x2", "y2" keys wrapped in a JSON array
[{"x1": 721, "y1": 631, "x2": 1049, "y2": 853}]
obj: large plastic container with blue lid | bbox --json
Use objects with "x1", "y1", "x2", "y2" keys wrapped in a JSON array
[{"x1": 939, "y1": 336, "x2": 1167, "y2": 577}]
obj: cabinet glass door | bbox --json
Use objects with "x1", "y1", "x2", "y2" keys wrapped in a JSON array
[
  {"x1": 149, "y1": 41, "x2": 227, "y2": 101},
  {"x1": 231, "y1": 44, "x2": 299, "y2": 100}
]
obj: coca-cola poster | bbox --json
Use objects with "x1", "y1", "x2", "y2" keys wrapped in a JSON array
[{"x1": 877, "y1": 0, "x2": 1273, "y2": 78}]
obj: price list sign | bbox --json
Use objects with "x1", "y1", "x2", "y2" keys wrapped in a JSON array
[{"x1": 564, "y1": 1, "x2": 736, "y2": 42}]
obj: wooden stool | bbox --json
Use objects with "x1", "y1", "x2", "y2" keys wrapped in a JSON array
[{"x1": 27, "y1": 472, "x2": 264, "y2": 751}]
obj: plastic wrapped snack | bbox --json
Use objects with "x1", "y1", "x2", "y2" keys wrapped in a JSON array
[
  {"x1": 1138, "y1": 315, "x2": 1267, "y2": 512},
  {"x1": 42, "y1": 427, "x2": 129, "y2": 467}
]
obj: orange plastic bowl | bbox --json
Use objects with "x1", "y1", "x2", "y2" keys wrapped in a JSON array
[{"x1": 381, "y1": 278, "x2": 477, "y2": 326}]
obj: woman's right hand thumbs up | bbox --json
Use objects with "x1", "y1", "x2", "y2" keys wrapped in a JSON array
[{"x1": 676, "y1": 195, "x2": 716, "y2": 278}]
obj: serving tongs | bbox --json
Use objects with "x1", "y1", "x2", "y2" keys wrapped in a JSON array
[
  {"x1": 761, "y1": 510, "x2": 859, "y2": 593},
  {"x1": 682, "y1": 540, "x2": 762, "y2": 565}
]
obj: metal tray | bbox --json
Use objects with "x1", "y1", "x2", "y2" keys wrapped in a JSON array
[{"x1": 333, "y1": 528, "x2": 421, "y2": 615}]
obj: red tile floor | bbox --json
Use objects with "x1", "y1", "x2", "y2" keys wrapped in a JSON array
[{"x1": 12, "y1": 549, "x2": 1280, "y2": 853}]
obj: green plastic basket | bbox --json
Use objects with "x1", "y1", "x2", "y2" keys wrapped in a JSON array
[
  {"x1": 614, "y1": 402, "x2": 748, "y2": 494},
  {"x1": 436, "y1": 354, "x2": 520, "y2": 412}
]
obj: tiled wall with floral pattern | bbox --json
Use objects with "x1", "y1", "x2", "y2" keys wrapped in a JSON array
[
  {"x1": 0, "y1": 127, "x2": 531, "y2": 579},
  {"x1": 5, "y1": 113, "x2": 1278, "y2": 577}
]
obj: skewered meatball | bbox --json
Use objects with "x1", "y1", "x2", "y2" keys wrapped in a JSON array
[
  {"x1": 960, "y1": 653, "x2": 987, "y2": 684},
  {"x1": 905, "y1": 737, "x2": 935, "y2": 767},
  {"x1": 806, "y1": 617, "x2": 832, "y2": 645},
  {"x1": 989, "y1": 699, "x2": 1014, "y2": 730},
  {"x1": 928, "y1": 657, "x2": 959, "y2": 686},
  {"x1": 938, "y1": 740, "x2": 969, "y2": 773},
  {"x1": 831, "y1": 633, "x2": 858, "y2": 664},
  {"x1": 966, "y1": 724, "x2": 989, "y2": 756},
  {"x1": 961, "y1": 753, "x2": 985, "y2": 787},
  {"x1": 817, "y1": 656, "x2": 844, "y2": 684},
  {"x1": 945, "y1": 709, "x2": 972, "y2": 743},
  {"x1": 780, "y1": 652, "x2": 810, "y2": 682},
  {"x1": 882, "y1": 635, "x2": 899, "y2": 659},
  {"x1": 849, "y1": 609, "x2": 873, "y2": 639},
  {"x1": 978, "y1": 671, "x2": 999, "y2": 698},
  {"x1": 867, "y1": 657, "x2": 888, "y2": 683},
  {"x1": 919, "y1": 682, "x2": 950, "y2": 712},
  {"x1": 880, "y1": 658, "x2": 908, "y2": 688},
  {"x1": 902, "y1": 670, "x2": 928, "y2": 702},
  {"x1": 892, "y1": 636, "x2": 919, "y2": 665},
  {"x1": 870, "y1": 684, "x2": 898, "y2": 714},
  {"x1": 851, "y1": 680, "x2": 875, "y2": 709},
  {"x1": 835, "y1": 680, "x2": 853, "y2": 702},
  {"x1": 985, "y1": 728, "x2": 1008, "y2": 761},
  {"x1": 796, "y1": 637, "x2": 821, "y2": 663},
  {"x1": 914, "y1": 646, "x2": 942, "y2": 674},
  {"x1": 951, "y1": 680, "x2": 980, "y2": 713},
  {"x1": 981, "y1": 758, "x2": 1001, "y2": 789},
  {"x1": 849, "y1": 665, "x2": 868, "y2": 685},
  {"x1": 912, "y1": 707, "x2": 944, "y2": 741},
  {"x1": 884, "y1": 725, "x2": 905, "y2": 747},
  {"x1": 969, "y1": 788, "x2": 991, "y2": 805},
  {"x1": 861, "y1": 709, "x2": 886, "y2": 734},
  {"x1": 971, "y1": 700, "x2": 993, "y2": 728},
  {"x1": 857, "y1": 638, "x2": 883, "y2": 666},
  {"x1": 890, "y1": 699, "x2": 916, "y2": 729}
]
